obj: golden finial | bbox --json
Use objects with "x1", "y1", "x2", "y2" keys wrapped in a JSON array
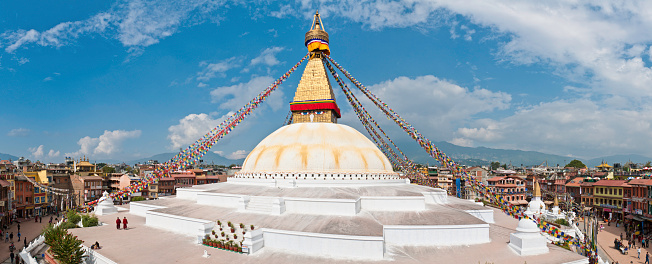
[
  {"x1": 533, "y1": 181, "x2": 541, "y2": 197},
  {"x1": 554, "y1": 196, "x2": 558, "y2": 207},
  {"x1": 305, "y1": 10, "x2": 330, "y2": 55}
]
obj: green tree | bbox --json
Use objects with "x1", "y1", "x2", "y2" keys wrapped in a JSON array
[
  {"x1": 565, "y1": 159, "x2": 586, "y2": 168},
  {"x1": 490, "y1": 162, "x2": 501, "y2": 170},
  {"x1": 43, "y1": 224, "x2": 67, "y2": 246},
  {"x1": 50, "y1": 232, "x2": 85, "y2": 264},
  {"x1": 101, "y1": 166, "x2": 115, "y2": 174},
  {"x1": 645, "y1": 161, "x2": 651, "y2": 167}
]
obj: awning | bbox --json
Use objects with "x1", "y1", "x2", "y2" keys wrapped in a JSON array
[
  {"x1": 0, "y1": 180, "x2": 10, "y2": 187},
  {"x1": 626, "y1": 214, "x2": 635, "y2": 219}
]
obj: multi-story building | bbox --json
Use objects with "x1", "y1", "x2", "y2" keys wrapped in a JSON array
[
  {"x1": 158, "y1": 177, "x2": 175, "y2": 196},
  {"x1": 437, "y1": 168, "x2": 453, "y2": 191},
  {"x1": 580, "y1": 180, "x2": 595, "y2": 207},
  {"x1": 565, "y1": 177, "x2": 584, "y2": 205},
  {"x1": 47, "y1": 166, "x2": 72, "y2": 212},
  {"x1": 486, "y1": 175, "x2": 527, "y2": 204},
  {"x1": 13, "y1": 175, "x2": 34, "y2": 218},
  {"x1": 466, "y1": 166, "x2": 490, "y2": 185},
  {"x1": 70, "y1": 174, "x2": 103, "y2": 204},
  {"x1": 593, "y1": 179, "x2": 628, "y2": 220},
  {"x1": 172, "y1": 171, "x2": 196, "y2": 189},
  {"x1": 0, "y1": 178, "x2": 11, "y2": 226},
  {"x1": 625, "y1": 179, "x2": 652, "y2": 219}
]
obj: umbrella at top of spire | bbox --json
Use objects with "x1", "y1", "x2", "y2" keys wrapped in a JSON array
[{"x1": 305, "y1": 10, "x2": 330, "y2": 55}]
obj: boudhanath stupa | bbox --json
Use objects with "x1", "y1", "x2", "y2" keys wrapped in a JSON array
[{"x1": 70, "y1": 12, "x2": 588, "y2": 264}]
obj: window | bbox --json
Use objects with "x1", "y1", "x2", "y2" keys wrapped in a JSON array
[{"x1": 619, "y1": 189, "x2": 622, "y2": 196}]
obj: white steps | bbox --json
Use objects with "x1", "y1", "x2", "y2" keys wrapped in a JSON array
[{"x1": 246, "y1": 196, "x2": 273, "y2": 214}]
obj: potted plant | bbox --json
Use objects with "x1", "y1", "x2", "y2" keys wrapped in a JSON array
[
  {"x1": 227, "y1": 221, "x2": 232, "y2": 228},
  {"x1": 212, "y1": 230, "x2": 215, "y2": 235},
  {"x1": 217, "y1": 241, "x2": 223, "y2": 249},
  {"x1": 233, "y1": 234, "x2": 237, "y2": 239},
  {"x1": 226, "y1": 235, "x2": 230, "y2": 240},
  {"x1": 231, "y1": 227, "x2": 235, "y2": 233},
  {"x1": 239, "y1": 223, "x2": 245, "y2": 228},
  {"x1": 250, "y1": 224, "x2": 255, "y2": 230},
  {"x1": 221, "y1": 231, "x2": 225, "y2": 237},
  {"x1": 217, "y1": 220, "x2": 221, "y2": 226}
]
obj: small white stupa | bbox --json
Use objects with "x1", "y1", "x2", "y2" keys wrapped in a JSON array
[
  {"x1": 94, "y1": 191, "x2": 118, "y2": 216},
  {"x1": 527, "y1": 182, "x2": 546, "y2": 217},
  {"x1": 509, "y1": 182, "x2": 549, "y2": 256},
  {"x1": 545, "y1": 196, "x2": 565, "y2": 221}
]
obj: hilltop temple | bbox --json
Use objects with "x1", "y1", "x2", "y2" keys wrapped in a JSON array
[{"x1": 72, "y1": 12, "x2": 588, "y2": 264}]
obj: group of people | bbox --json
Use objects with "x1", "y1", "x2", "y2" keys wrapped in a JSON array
[{"x1": 116, "y1": 217, "x2": 128, "y2": 230}]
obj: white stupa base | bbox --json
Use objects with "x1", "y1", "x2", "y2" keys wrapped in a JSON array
[
  {"x1": 508, "y1": 232, "x2": 549, "y2": 256},
  {"x1": 94, "y1": 191, "x2": 119, "y2": 216},
  {"x1": 94, "y1": 205, "x2": 118, "y2": 216}
]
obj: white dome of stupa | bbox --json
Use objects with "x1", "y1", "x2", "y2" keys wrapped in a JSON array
[{"x1": 239, "y1": 122, "x2": 397, "y2": 176}]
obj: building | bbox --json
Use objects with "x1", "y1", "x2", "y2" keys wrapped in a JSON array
[
  {"x1": 13, "y1": 175, "x2": 35, "y2": 218},
  {"x1": 625, "y1": 179, "x2": 652, "y2": 223},
  {"x1": 47, "y1": 166, "x2": 73, "y2": 212},
  {"x1": 564, "y1": 177, "x2": 583, "y2": 205},
  {"x1": 486, "y1": 175, "x2": 527, "y2": 205},
  {"x1": 158, "y1": 177, "x2": 175, "y2": 196},
  {"x1": 580, "y1": 179, "x2": 595, "y2": 207},
  {"x1": 593, "y1": 179, "x2": 628, "y2": 220}
]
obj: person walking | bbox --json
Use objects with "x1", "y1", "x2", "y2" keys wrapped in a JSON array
[
  {"x1": 10, "y1": 232, "x2": 13, "y2": 242},
  {"x1": 39, "y1": 216, "x2": 42, "y2": 223},
  {"x1": 9, "y1": 252, "x2": 14, "y2": 263},
  {"x1": 115, "y1": 217, "x2": 121, "y2": 230},
  {"x1": 17, "y1": 231, "x2": 20, "y2": 241},
  {"x1": 122, "y1": 217, "x2": 128, "y2": 230},
  {"x1": 5, "y1": 232, "x2": 8, "y2": 243},
  {"x1": 645, "y1": 252, "x2": 650, "y2": 264},
  {"x1": 621, "y1": 232, "x2": 624, "y2": 240},
  {"x1": 638, "y1": 246, "x2": 641, "y2": 259},
  {"x1": 17, "y1": 223, "x2": 20, "y2": 233}
]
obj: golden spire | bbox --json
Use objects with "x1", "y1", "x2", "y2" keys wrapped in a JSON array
[
  {"x1": 554, "y1": 196, "x2": 558, "y2": 207},
  {"x1": 533, "y1": 181, "x2": 541, "y2": 197},
  {"x1": 290, "y1": 11, "x2": 339, "y2": 124}
]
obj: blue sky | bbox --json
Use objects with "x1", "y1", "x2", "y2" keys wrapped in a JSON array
[{"x1": 2, "y1": 0, "x2": 652, "y2": 163}]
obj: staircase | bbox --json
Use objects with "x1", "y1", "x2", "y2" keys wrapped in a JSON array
[{"x1": 246, "y1": 196, "x2": 274, "y2": 214}]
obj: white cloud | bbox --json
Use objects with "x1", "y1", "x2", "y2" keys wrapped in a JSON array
[
  {"x1": 67, "y1": 129, "x2": 141, "y2": 157},
  {"x1": 210, "y1": 76, "x2": 285, "y2": 112},
  {"x1": 196, "y1": 57, "x2": 239, "y2": 81},
  {"x1": 250, "y1": 47, "x2": 285, "y2": 67},
  {"x1": 7, "y1": 128, "x2": 30, "y2": 137},
  {"x1": 43, "y1": 77, "x2": 53, "y2": 82},
  {"x1": 454, "y1": 99, "x2": 652, "y2": 158},
  {"x1": 1, "y1": 0, "x2": 221, "y2": 54},
  {"x1": 29, "y1": 145, "x2": 44, "y2": 158},
  {"x1": 360, "y1": 75, "x2": 510, "y2": 137},
  {"x1": 168, "y1": 113, "x2": 231, "y2": 149},
  {"x1": 214, "y1": 149, "x2": 248, "y2": 160},
  {"x1": 48, "y1": 149, "x2": 60, "y2": 158}
]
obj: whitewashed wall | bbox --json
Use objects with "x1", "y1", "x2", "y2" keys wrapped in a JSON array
[
  {"x1": 284, "y1": 198, "x2": 360, "y2": 216},
  {"x1": 422, "y1": 191, "x2": 448, "y2": 204},
  {"x1": 175, "y1": 188, "x2": 208, "y2": 200},
  {"x1": 196, "y1": 192, "x2": 242, "y2": 208},
  {"x1": 262, "y1": 228, "x2": 385, "y2": 260},
  {"x1": 383, "y1": 224, "x2": 490, "y2": 246},
  {"x1": 129, "y1": 202, "x2": 167, "y2": 217},
  {"x1": 146, "y1": 211, "x2": 214, "y2": 237},
  {"x1": 464, "y1": 209, "x2": 495, "y2": 223},
  {"x1": 360, "y1": 196, "x2": 425, "y2": 211}
]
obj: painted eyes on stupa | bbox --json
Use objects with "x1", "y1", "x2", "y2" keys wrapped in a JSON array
[{"x1": 300, "y1": 111, "x2": 325, "y2": 115}]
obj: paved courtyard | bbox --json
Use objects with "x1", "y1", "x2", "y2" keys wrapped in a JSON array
[
  {"x1": 0, "y1": 216, "x2": 57, "y2": 263},
  {"x1": 66, "y1": 205, "x2": 587, "y2": 264},
  {"x1": 595, "y1": 219, "x2": 651, "y2": 264}
]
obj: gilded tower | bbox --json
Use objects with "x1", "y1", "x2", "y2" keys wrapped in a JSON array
[{"x1": 289, "y1": 11, "x2": 341, "y2": 123}]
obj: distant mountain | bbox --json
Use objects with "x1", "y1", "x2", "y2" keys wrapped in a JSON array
[
  {"x1": 411, "y1": 141, "x2": 573, "y2": 167},
  {"x1": 0, "y1": 153, "x2": 18, "y2": 161},
  {"x1": 127, "y1": 152, "x2": 244, "y2": 166},
  {"x1": 586, "y1": 154, "x2": 652, "y2": 167}
]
